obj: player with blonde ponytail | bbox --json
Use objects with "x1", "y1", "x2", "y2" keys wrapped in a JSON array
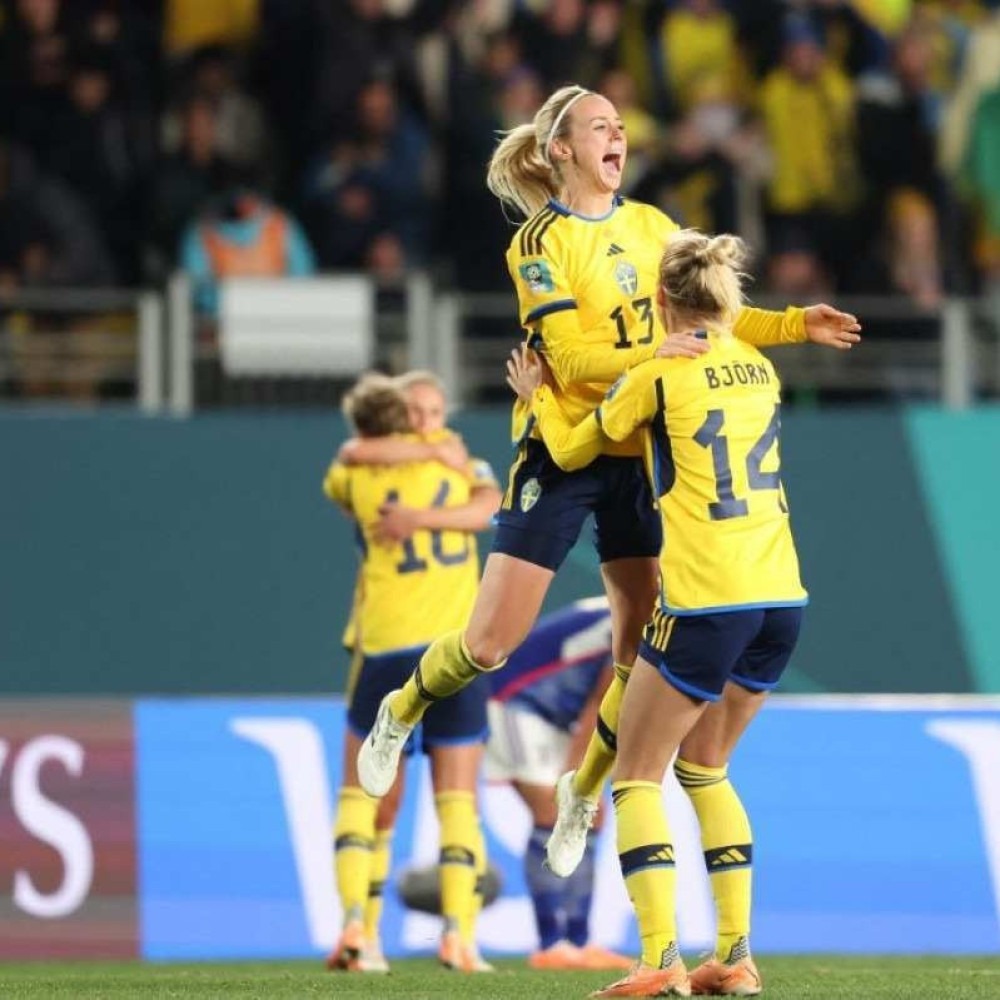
[
  {"x1": 506, "y1": 228, "x2": 845, "y2": 995},
  {"x1": 357, "y1": 83, "x2": 860, "y2": 972}
]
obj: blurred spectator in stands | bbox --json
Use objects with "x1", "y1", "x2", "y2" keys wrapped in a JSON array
[
  {"x1": 308, "y1": 0, "x2": 427, "y2": 156},
  {"x1": 856, "y1": 27, "x2": 944, "y2": 305},
  {"x1": 365, "y1": 231, "x2": 407, "y2": 286},
  {"x1": 514, "y1": 0, "x2": 620, "y2": 92},
  {"x1": 74, "y1": 0, "x2": 161, "y2": 125},
  {"x1": 163, "y1": 0, "x2": 259, "y2": 59},
  {"x1": 765, "y1": 223, "x2": 834, "y2": 299},
  {"x1": 0, "y1": 135, "x2": 122, "y2": 400},
  {"x1": 41, "y1": 47, "x2": 153, "y2": 284},
  {"x1": 162, "y1": 44, "x2": 270, "y2": 179},
  {"x1": 911, "y1": 0, "x2": 985, "y2": 99},
  {"x1": 0, "y1": 0, "x2": 73, "y2": 152},
  {"x1": 632, "y1": 72, "x2": 761, "y2": 236},
  {"x1": 956, "y1": 82, "x2": 1000, "y2": 284},
  {"x1": 598, "y1": 68, "x2": 660, "y2": 192},
  {"x1": 148, "y1": 94, "x2": 240, "y2": 278},
  {"x1": 656, "y1": 0, "x2": 745, "y2": 117},
  {"x1": 937, "y1": 5, "x2": 1000, "y2": 286},
  {"x1": 737, "y1": 1, "x2": 886, "y2": 90},
  {"x1": 759, "y1": 13, "x2": 860, "y2": 287},
  {"x1": 0, "y1": 139, "x2": 115, "y2": 287},
  {"x1": 179, "y1": 187, "x2": 315, "y2": 320},
  {"x1": 497, "y1": 64, "x2": 546, "y2": 131},
  {"x1": 302, "y1": 78, "x2": 431, "y2": 270},
  {"x1": 441, "y1": 29, "x2": 530, "y2": 292}
]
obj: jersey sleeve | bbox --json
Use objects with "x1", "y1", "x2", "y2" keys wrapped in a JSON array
[
  {"x1": 733, "y1": 305, "x2": 806, "y2": 347},
  {"x1": 322, "y1": 462, "x2": 353, "y2": 511},
  {"x1": 531, "y1": 386, "x2": 605, "y2": 472},
  {"x1": 467, "y1": 456, "x2": 500, "y2": 490},
  {"x1": 508, "y1": 227, "x2": 578, "y2": 329},
  {"x1": 508, "y1": 227, "x2": 656, "y2": 385},
  {"x1": 594, "y1": 362, "x2": 662, "y2": 443}
]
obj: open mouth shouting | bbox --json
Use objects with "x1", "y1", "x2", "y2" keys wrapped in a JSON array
[{"x1": 601, "y1": 151, "x2": 624, "y2": 184}]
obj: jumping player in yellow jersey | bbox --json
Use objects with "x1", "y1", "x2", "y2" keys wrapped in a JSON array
[
  {"x1": 508, "y1": 230, "x2": 835, "y2": 997},
  {"x1": 356, "y1": 84, "x2": 860, "y2": 879},
  {"x1": 323, "y1": 372, "x2": 501, "y2": 975}
]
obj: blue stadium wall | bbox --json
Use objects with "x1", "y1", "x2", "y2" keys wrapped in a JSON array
[{"x1": 2, "y1": 406, "x2": 997, "y2": 695}]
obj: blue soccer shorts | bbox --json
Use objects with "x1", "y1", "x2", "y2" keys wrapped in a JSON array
[
  {"x1": 347, "y1": 647, "x2": 488, "y2": 751},
  {"x1": 638, "y1": 605, "x2": 805, "y2": 701},
  {"x1": 493, "y1": 439, "x2": 662, "y2": 571}
]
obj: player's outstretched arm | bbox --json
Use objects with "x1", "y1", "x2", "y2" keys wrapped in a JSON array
[
  {"x1": 733, "y1": 303, "x2": 861, "y2": 349},
  {"x1": 338, "y1": 433, "x2": 469, "y2": 472},
  {"x1": 803, "y1": 303, "x2": 862, "y2": 350}
]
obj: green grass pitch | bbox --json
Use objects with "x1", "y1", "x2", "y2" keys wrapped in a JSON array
[{"x1": 0, "y1": 957, "x2": 998, "y2": 999}]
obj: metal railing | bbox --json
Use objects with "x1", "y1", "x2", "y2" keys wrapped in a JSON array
[
  {"x1": 0, "y1": 286, "x2": 164, "y2": 412},
  {"x1": 427, "y1": 290, "x2": 998, "y2": 409},
  {"x1": 2, "y1": 278, "x2": 997, "y2": 413}
]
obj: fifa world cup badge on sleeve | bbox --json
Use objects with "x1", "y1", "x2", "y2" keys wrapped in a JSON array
[
  {"x1": 520, "y1": 477, "x2": 542, "y2": 512},
  {"x1": 519, "y1": 260, "x2": 555, "y2": 294}
]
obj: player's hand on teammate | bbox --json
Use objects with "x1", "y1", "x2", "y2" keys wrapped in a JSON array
[
  {"x1": 655, "y1": 331, "x2": 711, "y2": 359},
  {"x1": 431, "y1": 434, "x2": 469, "y2": 472},
  {"x1": 373, "y1": 500, "x2": 422, "y2": 543},
  {"x1": 506, "y1": 345, "x2": 548, "y2": 401},
  {"x1": 804, "y1": 304, "x2": 862, "y2": 350}
]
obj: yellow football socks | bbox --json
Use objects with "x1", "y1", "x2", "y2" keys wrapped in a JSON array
[
  {"x1": 675, "y1": 758, "x2": 753, "y2": 961},
  {"x1": 390, "y1": 631, "x2": 502, "y2": 727},
  {"x1": 365, "y1": 826, "x2": 393, "y2": 942},
  {"x1": 612, "y1": 779, "x2": 677, "y2": 968},
  {"x1": 334, "y1": 786, "x2": 377, "y2": 917},
  {"x1": 574, "y1": 662, "x2": 631, "y2": 800},
  {"x1": 435, "y1": 790, "x2": 480, "y2": 933},
  {"x1": 459, "y1": 820, "x2": 487, "y2": 946}
]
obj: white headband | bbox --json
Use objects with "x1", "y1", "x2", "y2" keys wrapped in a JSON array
[{"x1": 542, "y1": 89, "x2": 591, "y2": 165}]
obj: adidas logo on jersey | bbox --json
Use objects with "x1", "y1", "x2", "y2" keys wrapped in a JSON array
[{"x1": 607, "y1": 243, "x2": 625, "y2": 255}]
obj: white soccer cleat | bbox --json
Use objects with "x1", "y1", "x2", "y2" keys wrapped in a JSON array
[
  {"x1": 546, "y1": 769, "x2": 598, "y2": 877},
  {"x1": 357, "y1": 691, "x2": 412, "y2": 797},
  {"x1": 356, "y1": 940, "x2": 391, "y2": 974}
]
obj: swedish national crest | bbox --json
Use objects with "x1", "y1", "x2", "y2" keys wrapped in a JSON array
[
  {"x1": 614, "y1": 259, "x2": 638, "y2": 296},
  {"x1": 520, "y1": 477, "x2": 542, "y2": 512}
]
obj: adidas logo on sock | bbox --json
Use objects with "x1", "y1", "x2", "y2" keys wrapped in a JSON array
[{"x1": 659, "y1": 941, "x2": 680, "y2": 969}]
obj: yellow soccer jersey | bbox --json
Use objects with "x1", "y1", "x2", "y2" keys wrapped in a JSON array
[
  {"x1": 333, "y1": 431, "x2": 498, "y2": 652},
  {"x1": 531, "y1": 334, "x2": 808, "y2": 614},
  {"x1": 507, "y1": 197, "x2": 808, "y2": 457},
  {"x1": 508, "y1": 198, "x2": 675, "y2": 457},
  {"x1": 323, "y1": 443, "x2": 493, "y2": 654}
]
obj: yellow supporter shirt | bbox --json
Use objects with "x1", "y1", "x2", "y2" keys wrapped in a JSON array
[
  {"x1": 506, "y1": 198, "x2": 808, "y2": 458},
  {"x1": 530, "y1": 333, "x2": 808, "y2": 614},
  {"x1": 324, "y1": 440, "x2": 497, "y2": 655},
  {"x1": 759, "y1": 65, "x2": 855, "y2": 213}
]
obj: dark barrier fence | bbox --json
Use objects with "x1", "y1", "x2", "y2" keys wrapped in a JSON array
[{"x1": 1, "y1": 407, "x2": 995, "y2": 695}]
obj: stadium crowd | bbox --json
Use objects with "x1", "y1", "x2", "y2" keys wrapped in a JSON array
[{"x1": 0, "y1": 0, "x2": 999, "y2": 306}]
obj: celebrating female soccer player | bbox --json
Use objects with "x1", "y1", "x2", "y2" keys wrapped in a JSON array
[
  {"x1": 325, "y1": 372, "x2": 500, "y2": 974},
  {"x1": 508, "y1": 230, "x2": 826, "y2": 997},
  {"x1": 357, "y1": 85, "x2": 859, "y2": 878}
]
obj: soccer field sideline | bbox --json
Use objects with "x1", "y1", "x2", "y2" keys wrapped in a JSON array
[{"x1": 0, "y1": 957, "x2": 998, "y2": 999}]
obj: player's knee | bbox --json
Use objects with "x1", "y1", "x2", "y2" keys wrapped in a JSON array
[
  {"x1": 674, "y1": 756, "x2": 728, "y2": 795},
  {"x1": 463, "y1": 632, "x2": 511, "y2": 671}
]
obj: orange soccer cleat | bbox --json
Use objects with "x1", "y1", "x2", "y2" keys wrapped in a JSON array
[
  {"x1": 528, "y1": 940, "x2": 584, "y2": 969},
  {"x1": 325, "y1": 917, "x2": 366, "y2": 972},
  {"x1": 439, "y1": 928, "x2": 470, "y2": 971},
  {"x1": 577, "y1": 942, "x2": 635, "y2": 971},
  {"x1": 688, "y1": 956, "x2": 762, "y2": 996},
  {"x1": 591, "y1": 959, "x2": 691, "y2": 997}
]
